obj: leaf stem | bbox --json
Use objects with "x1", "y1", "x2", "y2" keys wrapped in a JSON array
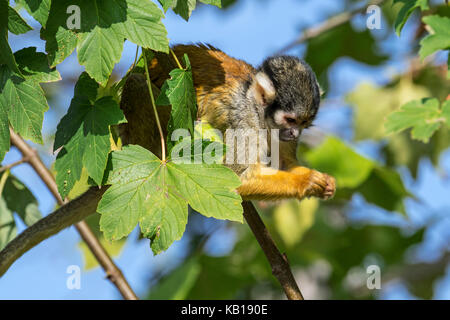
[
  {"x1": 0, "y1": 169, "x2": 10, "y2": 196},
  {"x1": 170, "y1": 48, "x2": 183, "y2": 70},
  {"x1": 143, "y1": 48, "x2": 166, "y2": 161}
]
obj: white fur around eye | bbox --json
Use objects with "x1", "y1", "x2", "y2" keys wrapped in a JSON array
[{"x1": 273, "y1": 110, "x2": 296, "y2": 125}]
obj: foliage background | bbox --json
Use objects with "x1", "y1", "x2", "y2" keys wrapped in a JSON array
[{"x1": 0, "y1": 0, "x2": 449, "y2": 299}]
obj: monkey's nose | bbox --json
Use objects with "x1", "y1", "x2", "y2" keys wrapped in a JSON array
[{"x1": 289, "y1": 127, "x2": 299, "y2": 138}]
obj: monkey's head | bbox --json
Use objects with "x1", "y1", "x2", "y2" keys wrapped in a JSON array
[{"x1": 249, "y1": 56, "x2": 322, "y2": 142}]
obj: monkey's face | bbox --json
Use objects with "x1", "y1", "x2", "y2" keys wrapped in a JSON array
[
  {"x1": 265, "y1": 103, "x2": 315, "y2": 142},
  {"x1": 259, "y1": 56, "x2": 321, "y2": 142}
]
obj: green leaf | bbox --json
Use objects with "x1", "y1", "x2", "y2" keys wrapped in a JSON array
[
  {"x1": 15, "y1": 0, "x2": 51, "y2": 26},
  {"x1": 304, "y1": 136, "x2": 409, "y2": 214},
  {"x1": 2, "y1": 173, "x2": 42, "y2": 226},
  {"x1": 273, "y1": 198, "x2": 318, "y2": 247},
  {"x1": 139, "y1": 183, "x2": 188, "y2": 254},
  {"x1": 14, "y1": 47, "x2": 61, "y2": 83},
  {"x1": 159, "y1": 0, "x2": 176, "y2": 12},
  {"x1": 0, "y1": 0, "x2": 22, "y2": 76},
  {"x1": 159, "y1": 0, "x2": 223, "y2": 19},
  {"x1": 0, "y1": 66, "x2": 48, "y2": 144},
  {"x1": 0, "y1": 48, "x2": 59, "y2": 148},
  {"x1": 393, "y1": 0, "x2": 429, "y2": 36},
  {"x1": 54, "y1": 126, "x2": 85, "y2": 199},
  {"x1": 122, "y1": 0, "x2": 169, "y2": 52},
  {"x1": 159, "y1": 0, "x2": 197, "y2": 21},
  {"x1": 76, "y1": 26, "x2": 124, "y2": 87},
  {"x1": 385, "y1": 98, "x2": 450, "y2": 143},
  {"x1": 346, "y1": 80, "x2": 430, "y2": 141},
  {"x1": 0, "y1": 99, "x2": 9, "y2": 162},
  {"x1": 173, "y1": 0, "x2": 197, "y2": 21},
  {"x1": 98, "y1": 145, "x2": 242, "y2": 254},
  {"x1": 42, "y1": 0, "x2": 168, "y2": 85},
  {"x1": 304, "y1": 136, "x2": 374, "y2": 189},
  {"x1": 54, "y1": 72, "x2": 126, "y2": 198},
  {"x1": 7, "y1": 5, "x2": 33, "y2": 35},
  {"x1": 0, "y1": 172, "x2": 42, "y2": 250},
  {"x1": 199, "y1": 0, "x2": 222, "y2": 8},
  {"x1": 358, "y1": 166, "x2": 409, "y2": 214},
  {"x1": 167, "y1": 162, "x2": 242, "y2": 222},
  {"x1": 0, "y1": 198, "x2": 16, "y2": 251},
  {"x1": 419, "y1": 15, "x2": 450, "y2": 59},
  {"x1": 159, "y1": 55, "x2": 197, "y2": 150},
  {"x1": 98, "y1": 145, "x2": 186, "y2": 250},
  {"x1": 147, "y1": 258, "x2": 201, "y2": 299},
  {"x1": 40, "y1": 1, "x2": 78, "y2": 68},
  {"x1": 347, "y1": 70, "x2": 450, "y2": 177}
]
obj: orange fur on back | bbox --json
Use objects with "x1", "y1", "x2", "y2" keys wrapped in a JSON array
[{"x1": 173, "y1": 45, "x2": 255, "y2": 130}]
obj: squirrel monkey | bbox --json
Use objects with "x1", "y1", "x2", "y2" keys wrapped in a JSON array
[
  {"x1": 120, "y1": 44, "x2": 336, "y2": 202},
  {"x1": 0, "y1": 45, "x2": 336, "y2": 276}
]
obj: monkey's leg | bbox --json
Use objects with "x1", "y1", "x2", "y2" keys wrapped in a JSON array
[{"x1": 238, "y1": 166, "x2": 335, "y2": 201}]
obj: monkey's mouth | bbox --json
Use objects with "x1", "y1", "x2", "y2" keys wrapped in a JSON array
[{"x1": 279, "y1": 128, "x2": 300, "y2": 141}]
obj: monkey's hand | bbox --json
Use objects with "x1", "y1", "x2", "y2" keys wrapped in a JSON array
[
  {"x1": 238, "y1": 165, "x2": 336, "y2": 201},
  {"x1": 289, "y1": 167, "x2": 336, "y2": 200}
]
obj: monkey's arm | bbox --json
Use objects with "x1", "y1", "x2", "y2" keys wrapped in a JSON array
[{"x1": 239, "y1": 165, "x2": 335, "y2": 201}]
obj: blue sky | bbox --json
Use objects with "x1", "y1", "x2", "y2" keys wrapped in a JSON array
[{"x1": 1, "y1": 0, "x2": 449, "y2": 299}]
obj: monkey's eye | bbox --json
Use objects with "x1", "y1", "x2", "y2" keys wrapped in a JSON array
[
  {"x1": 284, "y1": 117, "x2": 297, "y2": 124},
  {"x1": 300, "y1": 120, "x2": 310, "y2": 127}
]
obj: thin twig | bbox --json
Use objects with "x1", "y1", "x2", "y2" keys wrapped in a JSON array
[
  {"x1": 132, "y1": 45, "x2": 140, "y2": 71},
  {"x1": 242, "y1": 201, "x2": 304, "y2": 300},
  {"x1": 143, "y1": 48, "x2": 166, "y2": 161},
  {"x1": 277, "y1": 0, "x2": 386, "y2": 54},
  {"x1": 8, "y1": 128, "x2": 138, "y2": 300},
  {"x1": 0, "y1": 158, "x2": 27, "y2": 173}
]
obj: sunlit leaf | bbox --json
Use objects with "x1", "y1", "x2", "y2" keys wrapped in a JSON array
[
  {"x1": 385, "y1": 98, "x2": 450, "y2": 143},
  {"x1": 98, "y1": 144, "x2": 242, "y2": 254},
  {"x1": 158, "y1": 54, "x2": 197, "y2": 151},
  {"x1": 42, "y1": 0, "x2": 168, "y2": 85},
  {"x1": 54, "y1": 72, "x2": 126, "y2": 198},
  {"x1": 304, "y1": 136, "x2": 374, "y2": 189},
  {"x1": 273, "y1": 198, "x2": 318, "y2": 247},
  {"x1": 7, "y1": 5, "x2": 33, "y2": 35}
]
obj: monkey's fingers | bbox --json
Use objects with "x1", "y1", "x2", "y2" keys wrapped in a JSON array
[
  {"x1": 322, "y1": 174, "x2": 336, "y2": 200},
  {"x1": 301, "y1": 171, "x2": 335, "y2": 200}
]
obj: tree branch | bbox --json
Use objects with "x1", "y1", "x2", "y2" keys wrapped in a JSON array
[
  {"x1": 277, "y1": 0, "x2": 386, "y2": 54},
  {"x1": 0, "y1": 187, "x2": 104, "y2": 276},
  {"x1": 5, "y1": 129, "x2": 138, "y2": 300},
  {"x1": 242, "y1": 201, "x2": 304, "y2": 300}
]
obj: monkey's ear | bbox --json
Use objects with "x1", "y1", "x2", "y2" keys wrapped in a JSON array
[
  {"x1": 250, "y1": 72, "x2": 276, "y2": 106},
  {"x1": 317, "y1": 81, "x2": 325, "y2": 97}
]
